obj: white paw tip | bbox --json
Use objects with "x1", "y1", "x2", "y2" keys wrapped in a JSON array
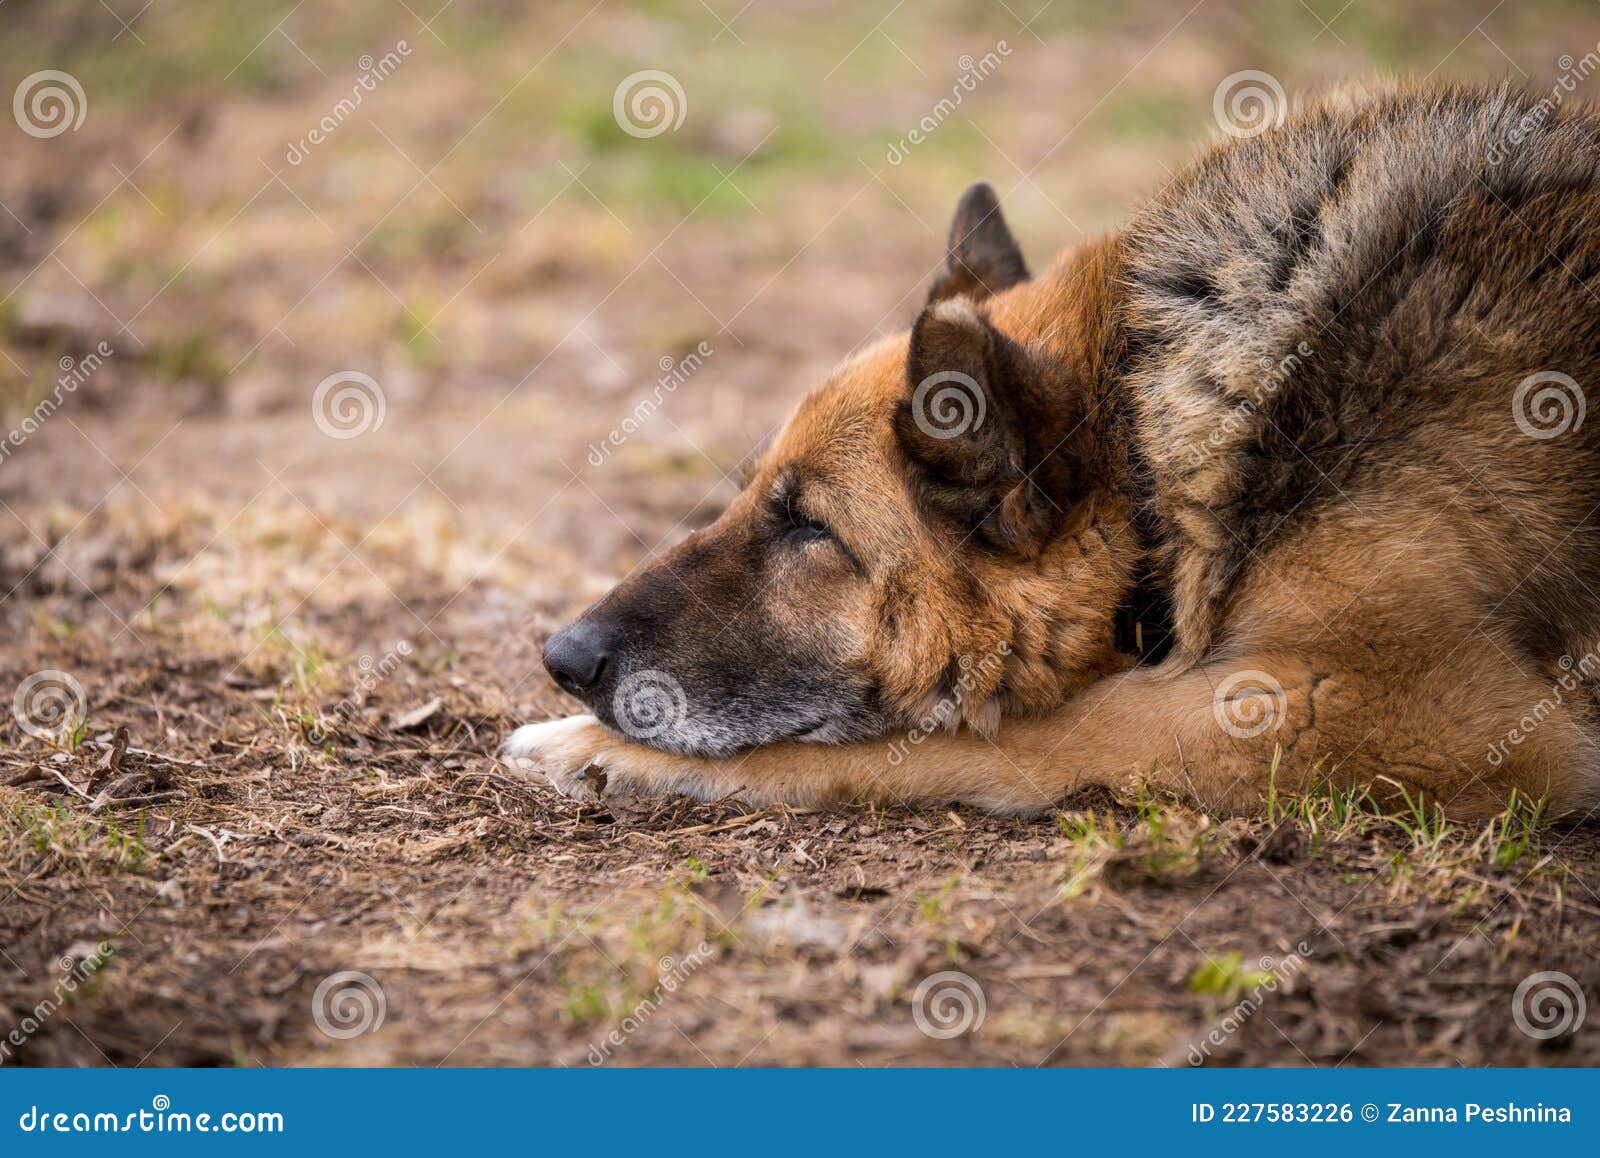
[{"x1": 498, "y1": 715, "x2": 597, "y2": 761}]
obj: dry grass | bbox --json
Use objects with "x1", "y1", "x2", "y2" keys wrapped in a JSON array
[
  {"x1": 1, "y1": 503, "x2": 1597, "y2": 1066},
  {"x1": 4, "y1": 0, "x2": 1600, "y2": 1067}
]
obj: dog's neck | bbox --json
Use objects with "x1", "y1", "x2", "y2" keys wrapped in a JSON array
[
  {"x1": 882, "y1": 236, "x2": 1164, "y2": 736},
  {"x1": 968, "y1": 236, "x2": 1166, "y2": 715}
]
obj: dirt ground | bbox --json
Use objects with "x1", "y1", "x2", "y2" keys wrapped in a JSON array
[{"x1": 3, "y1": 0, "x2": 1600, "y2": 1067}]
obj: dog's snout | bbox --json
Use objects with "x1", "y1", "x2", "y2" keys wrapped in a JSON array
[{"x1": 542, "y1": 619, "x2": 611, "y2": 696}]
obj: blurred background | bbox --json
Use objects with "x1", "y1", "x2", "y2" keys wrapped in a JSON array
[
  {"x1": 4, "y1": 0, "x2": 1596, "y2": 616},
  {"x1": 5, "y1": 0, "x2": 1600, "y2": 1068}
]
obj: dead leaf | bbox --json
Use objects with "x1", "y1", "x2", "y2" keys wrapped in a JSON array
[
  {"x1": 392, "y1": 697, "x2": 443, "y2": 730},
  {"x1": 93, "y1": 725, "x2": 129, "y2": 782}
]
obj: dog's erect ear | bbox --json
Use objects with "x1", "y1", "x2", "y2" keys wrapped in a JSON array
[
  {"x1": 926, "y1": 182, "x2": 1029, "y2": 305},
  {"x1": 893, "y1": 299, "x2": 1075, "y2": 556}
]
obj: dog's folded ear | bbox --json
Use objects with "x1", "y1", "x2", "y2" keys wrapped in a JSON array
[
  {"x1": 926, "y1": 182, "x2": 1029, "y2": 305},
  {"x1": 893, "y1": 299, "x2": 1078, "y2": 557}
]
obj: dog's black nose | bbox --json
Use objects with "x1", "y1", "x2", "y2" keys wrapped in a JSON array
[{"x1": 543, "y1": 619, "x2": 610, "y2": 695}]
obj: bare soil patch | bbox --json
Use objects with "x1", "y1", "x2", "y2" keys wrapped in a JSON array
[{"x1": 3, "y1": 0, "x2": 1598, "y2": 1068}]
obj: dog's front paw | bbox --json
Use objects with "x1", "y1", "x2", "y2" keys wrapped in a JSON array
[{"x1": 500, "y1": 714, "x2": 614, "y2": 802}]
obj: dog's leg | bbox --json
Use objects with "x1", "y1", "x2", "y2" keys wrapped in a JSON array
[
  {"x1": 505, "y1": 666, "x2": 1245, "y2": 812},
  {"x1": 501, "y1": 711, "x2": 1074, "y2": 813},
  {"x1": 504, "y1": 646, "x2": 1596, "y2": 817},
  {"x1": 502, "y1": 660, "x2": 1341, "y2": 814}
]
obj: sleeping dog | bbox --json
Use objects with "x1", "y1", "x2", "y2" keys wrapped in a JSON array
[{"x1": 505, "y1": 82, "x2": 1600, "y2": 820}]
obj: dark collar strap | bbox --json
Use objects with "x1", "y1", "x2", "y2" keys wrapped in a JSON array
[{"x1": 1113, "y1": 564, "x2": 1173, "y2": 664}]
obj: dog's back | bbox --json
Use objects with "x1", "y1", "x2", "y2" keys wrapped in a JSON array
[{"x1": 1122, "y1": 82, "x2": 1600, "y2": 677}]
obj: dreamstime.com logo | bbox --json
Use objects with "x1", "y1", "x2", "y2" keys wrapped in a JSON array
[
  {"x1": 1, "y1": 342, "x2": 115, "y2": 469},
  {"x1": 612, "y1": 669, "x2": 689, "y2": 741},
  {"x1": 1512, "y1": 970, "x2": 1587, "y2": 1040},
  {"x1": 911, "y1": 371, "x2": 985, "y2": 440},
  {"x1": 1211, "y1": 669, "x2": 1286, "y2": 739},
  {"x1": 13, "y1": 70, "x2": 87, "y2": 138},
  {"x1": 311, "y1": 971, "x2": 386, "y2": 1039},
  {"x1": 312, "y1": 370, "x2": 386, "y2": 439},
  {"x1": 613, "y1": 70, "x2": 686, "y2": 138},
  {"x1": 17, "y1": 1095, "x2": 283, "y2": 1135},
  {"x1": 12, "y1": 670, "x2": 87, "y2": 741},
  {"x1": 911, "y1": 970, "x2": 986, "y2": 1039},
  {"x1": 886, "y1": 642, "x2": 1011, "y2": 765},
  {"x1": 307, "y1": 640, "x2": 413, "y2": 745},
  {"x1": 1185, "y1": 941, "x2": 1313, "y2": 1065},
  {"x1": 2, "y1": 940, "x2": 114, "y2": 1064},
  {"x1": 1213, "y1": 70, "x2": 1286, "y2": 139},
  {"x1": 884, "y1": 41, "x2": 1012, "y2": 165},
  {"x1": 1512, "y1": 371, "x2": 1585, "y2": 440},
  {"x1": 587, "y1": 341, "x2": 715, "y2": 466},
  {"x1": 587, "y1": 942, "x2": 714, "y2": 1065},
  {"x1": 285, "y1": 40, "x2": 413, "y2": 165},
  {"x1": 1183, "y1": 340, "x2": 1314, "y2": 470},
  {"x1": 1485, "y1": 650, "x2": 1600, "y2": 766},
  {"x1": 1487, "y1": 42, "x2": 1600, "y2": 166}
]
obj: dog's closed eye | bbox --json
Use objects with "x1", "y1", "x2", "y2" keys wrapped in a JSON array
[
  {"x1": 783, "y1": 515, "x2": 833, "y2": 545},
  {"x1": 768, "y1": 473, "x2": 866, "y2": 574},
  {"x1": 780, "y1": 498, "x2": 834, "y2": 546},
  {"x1": 773, "y1": 483, "x2": 837, "y2": 548}
]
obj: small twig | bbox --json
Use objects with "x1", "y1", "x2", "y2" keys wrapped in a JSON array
[
  {"x1": 89, "y1": 742, "x2": 206, "y2": 770},
  {"x1": 88, "y1": 772, "x2": 145, "y2": 813},
  {"x1": 46, "y1": 768, "x2": 92, "y2": 800},
  {"x1": 184, "y1": 824, "x2": 230, "y2": 865},
  {"x1": 616, "y1": 829, "x2": 669, "y2": 848},
  {"x1": 657, "y1": 808, "x2": 801, "y2": 838},
  {"x1": 93, "y1": 790, "x2": 187, "y2": 812}
]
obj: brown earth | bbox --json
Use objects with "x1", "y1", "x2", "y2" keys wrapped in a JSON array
[{"x1": 3, "y1": 0, "x2": 1599, "y2": 1067}]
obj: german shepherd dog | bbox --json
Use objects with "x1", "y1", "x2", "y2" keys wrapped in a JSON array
[{"x1": 505, "y1": 82, "x2": 1600, "y2": 820}]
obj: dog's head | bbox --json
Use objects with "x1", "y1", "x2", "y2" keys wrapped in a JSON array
[{"x1": 543, "y1": 184, "x2": 1141, "y2": 755}]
